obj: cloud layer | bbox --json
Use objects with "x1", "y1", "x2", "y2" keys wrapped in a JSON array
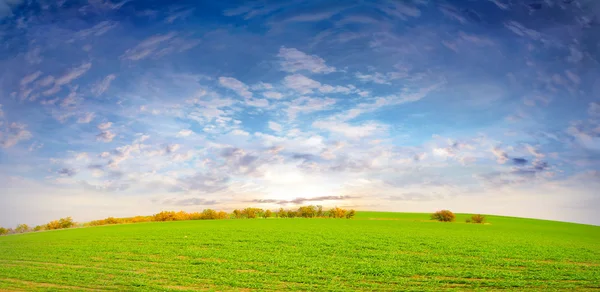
[{"x1": 0, "y1": 0, "x2": 599, "y2": 226}]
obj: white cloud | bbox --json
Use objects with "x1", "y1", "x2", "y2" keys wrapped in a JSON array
[
  {"x1": 120, "y1": 32, "x2": 197, "y2": 61},
  {"x1": 268, "y1": 121, "x2": 282, "y2": 132},
  {"x1": 1, "y1": 122, "x2": 32, "y2": 148},
  {"x1": 92, "y1": 74, "x2": 116, "y2": 96},
  {"x1": 504, "y1": 21, "x2": 541, "y2": 41},
  {"x1": 75, "y1": 21, "x2": 118, "y2": 38},
  {"x1": 318, "y1": 84, "x2": 351, "y2": 94},
  {"x1": 245, "y1": 98, "x2": 269, "y2": 108},
  {"x1": 20, "y1": 71, "x2": 43, "y2": 87},
  {"x1": 263, "y1": 91, "x2": 283, "y2": 99},
  {"x1": 55, "y1": 63, "x2": 92, "y2": 86},
  {"x1": 77, "y1": 112, "x2": 95, "y2": 124},
  {"x1": 96, "y1": 131, "x2": 116, "y2": 142},
  {"x1": 177, "y1": 129, "x2": 193, "y2": 137},
  {"x1": 378, "y1": 1, "x2": 420, "y2": 20},
  {"x1": 492, "y1": 147, "x2": 509, "y2": 164},
  {"x1": 278, "y1": 47, "x2": 335, "y2": 74},
  {"x1": 98, "y1": 122, "x2": 112, "y2": 130},
  {"x1": 488, "y1": 0, "x2": 509, "y2": 10},
  {"x1": 283, "y1": 74, "x2": 322, "y2": 94},
  {"x1": 251, "y1": 82, "x2": 273, "y2": 91},
  {"x1": 218, "y1": 77, "x2": 252, "y2": 98},
  {"x1": 37, "y1": 76, "x2": 55, "y2": 87},
  {"x1": 313, "y1": 120, "x2": 386, "y2": 139},
  {"x1": 231, "y1": 129, "x2": 250, "y2": 136},
  {"x1": 589, "y1": 102, "x2": 600, "y2": 117},
  {"x1": 565, "y1": 70, "x2": 580, "y2": 85},
  {"x1": 286, "y1": 96, "x2": 337, "y2": 119}
]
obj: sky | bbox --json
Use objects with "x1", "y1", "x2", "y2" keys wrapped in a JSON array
[{"x1": 1, "y1": 0, "x2": 599, "y2": 227}]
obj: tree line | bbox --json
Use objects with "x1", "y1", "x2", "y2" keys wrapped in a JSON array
[{"x1": 0, "y1": 205, "x2": 356, "y2": 235}]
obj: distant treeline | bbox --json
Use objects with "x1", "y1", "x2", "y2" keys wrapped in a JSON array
[{"x1": 0, "y1": 206, "x2": 355, "y2": 235}]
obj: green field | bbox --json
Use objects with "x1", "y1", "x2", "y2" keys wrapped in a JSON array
[{"x1": 1, "y1": 212, "x2": 599, "y2": 291}]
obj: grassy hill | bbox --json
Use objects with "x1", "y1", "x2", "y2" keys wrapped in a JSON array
[{"x1": 0, "y1": 212, "x2": 599, "y2": 291}]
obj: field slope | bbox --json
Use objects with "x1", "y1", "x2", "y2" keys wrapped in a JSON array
[{"x1": 1, "y1": 212, "x2": 599, "y2": 291}]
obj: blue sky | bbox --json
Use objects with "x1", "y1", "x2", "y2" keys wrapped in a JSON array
[{"x1": 1, "y1": 0, "x2": 599, "y2": 226}]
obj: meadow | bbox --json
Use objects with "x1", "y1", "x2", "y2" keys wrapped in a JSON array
[{"x1": 0, "y1": 212, "x2": 599, "y2": 291}]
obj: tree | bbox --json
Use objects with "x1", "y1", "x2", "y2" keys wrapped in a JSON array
[
  {"x1": 217, "y1": 211, "x2": 229, "y2": 219},
  {"x1": 346, "y1": 209, "x2": 356, "y2": 219},
  {"x1": 15, "y1": 224, "x2": 30, "y2": 233},
  {"x1": 243, "y1": 207, "x2": 258, "y2": 219},
  {"x1": 59, "y1": 217, "x2": 75, "y2": 228},
  {"x1": 316, "y1": 205, "x2": 324, "y2": 217},
  {"x1": 0, "y1": 227, "x2": 8, "y2": 235},
  {"x1": 278, "y1": 208, "x2": 287, "y2": 218},
  {"x1": 297, "y1": 205, "x2": 317, "y2": 218},
  {"x1": 202, "y1": 209, "x2": 218, "y2": 220},
  {"x1": 263, "y1": 210, "x2": 272, "y2": 218},
  {"x1": 33, "y1": 225, "x2": 45, "y2": 232},
  {"x1": 329, "y1": 207, "x2": 347, "y2": 218},
  {"x1": 287, "y1": 209, "x2": 297, "y2": 218},
  {"x1": 233, "y1": 209, "x2": 242, "y2": 219}
]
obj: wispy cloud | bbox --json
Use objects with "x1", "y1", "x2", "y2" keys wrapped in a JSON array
[{"x1": 278, "y1": 47, "x2": 335, "y2": 74}]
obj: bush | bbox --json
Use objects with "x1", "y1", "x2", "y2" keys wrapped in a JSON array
[
  {"x1": 233, "y1": 209, "x2": 242, "y2": 219},
  {"x1": 217, "y1": 211, "x2": 229, "y2": 219},
  {"x1": 346, "y1": 209, "x2": 356, "y2": 219},
  {"x1": 470, "y1": 214, "x2": 486, "y2": 224},
  {"x1": 33, "y1": 225, "x2": 45, "y2": 231},
  {"x1": 242, "y1": 208, "x2": 262, "y2": 219},
  {"x1": 277, "y1": 208, "x2": 287, "y2": 218},
  {"x1": 316, "y1": 205, "x2": 324, "y2": 217},
  {"x1": 46, "y1": 217, "x2": 76, "y2": 230},
  {"x1": 328, "y1": 207, "x2": 347, "y2": 218},
  {"x1": 465, "y1": 218, "x2": 471, "y2": 223},
  {"x1": 297, "y1": 205, "x2": 317, "y2": 218},
  {"x1": 263, "y1": 210, "x2": 272, "y2": 218},
  {"x1": 287, "y1": 210, "x2": 297, "y2": 218},
  {"x1": 15, "y1": 224, "x2": 30, "y2": 233},
  {"x1": 431, "y1": 210, "x2": 455, "y2": 222},
  {"x1": 0, "y1": 227, "x2": 8, "y2": 235}
]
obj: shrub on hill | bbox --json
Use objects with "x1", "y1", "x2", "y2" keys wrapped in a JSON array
[
  {"x1": 470, "y1": 214, "x2": 486, "y2": 224},
  {"x1": 46, "y1": 217, "x2": 75, "y2": 230},
  {"x1": 297, "y1": 205, "x2": 317, "y2": 218},
  {"x1": 287, "y1": 209, "x2": 297, "y2": 218},
  {"x1": 277, "y1": 208, "x2": 287, "y2": 218},
  {"x1": 431, "y1": 210, "x2": 455, "y2": 222},
  {"x1": 233, "y1": 209, "x2": 242, "y2": 219},
  {"x1": 328, "y1": 207, "x2": 348, "y2": 218},
  {"x1": 15, "y1": 224, "x2": 30, "y2": 233},
  {"x1": 263, "y1": 210, "x2": 272, "y2": 218},
  {"x1": 346, "y1": 209, "x2": 356, "y2": 219}
]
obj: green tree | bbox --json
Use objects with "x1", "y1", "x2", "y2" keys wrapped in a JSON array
[{"x1": 0, "y1": 227, "x2": 8, "y2": 235}]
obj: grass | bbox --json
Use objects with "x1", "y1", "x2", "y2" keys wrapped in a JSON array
[{"x1": 0, "y1": 212, "x2": 599, "y2": 291}]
